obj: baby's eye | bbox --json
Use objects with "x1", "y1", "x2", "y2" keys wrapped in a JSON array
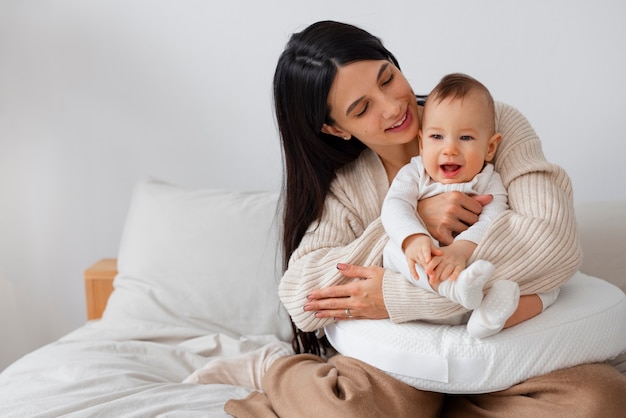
[
  {"x1": 460, "y1": 135, "x2": 474, "y2": 141},
  {"x1": 430, "y1": 134, "x2": 443, "y2": 140}
]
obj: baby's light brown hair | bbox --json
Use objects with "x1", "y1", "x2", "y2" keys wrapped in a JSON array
[{"x1": 425, "y1": 73, "x2": 496, "y2": 133}]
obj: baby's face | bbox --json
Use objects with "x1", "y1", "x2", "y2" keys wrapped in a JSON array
[{"x1": 419, "y1": 93, "x2": 500, "y2": 184}]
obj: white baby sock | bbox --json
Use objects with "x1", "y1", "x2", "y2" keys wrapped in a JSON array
[
  {"x1": 182, "y1": 340, "x2": 293, "y2": 391},
  {"x1": 467, "y1": 280, "x2": 520, "y2": 339},
  {"x1": 437, "y1": 260, "x2": 495, "y2": 309},
  {"x1": 538, "y1": 287, "x2": 560, "y2": 312}
]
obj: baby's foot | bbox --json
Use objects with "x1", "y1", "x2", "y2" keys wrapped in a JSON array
[
  {"x1": 467, "y1": 280, "x2": 520, "y2": 339},
  {"x1": 438, "y1": 260, "x2": 494, "y2": 309}
]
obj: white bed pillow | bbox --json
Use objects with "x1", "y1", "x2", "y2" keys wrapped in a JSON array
[
  {"x1": 103, "y1": 179, "x2": 292, "y2": 342},
  {"x1": 326, "y1": 272, "x2": 626, "y2": 394}
]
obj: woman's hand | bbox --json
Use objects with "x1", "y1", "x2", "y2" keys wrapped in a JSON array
[
  {"x1": 417, "y1": 192, "x2": 492, "y2": 245},
  {"x1": 303, "y1": 263, "x2": 389, "y2": 320}
]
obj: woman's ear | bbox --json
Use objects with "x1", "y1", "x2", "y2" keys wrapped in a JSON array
[
  {"x1": 485, "y1": 132, "x2": 503, "y2": 162},
  {"x1": 321, "y1": 123, "x2": 351, "y2": 140}
]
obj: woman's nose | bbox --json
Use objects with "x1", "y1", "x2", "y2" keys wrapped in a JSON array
[{"x1": 381, "y1": 95, "x2": 402, "y2": 120}]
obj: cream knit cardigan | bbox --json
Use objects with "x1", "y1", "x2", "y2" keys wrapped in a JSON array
[{"x1": 279, "y1": 102, "x2": 581, "y2": 332}]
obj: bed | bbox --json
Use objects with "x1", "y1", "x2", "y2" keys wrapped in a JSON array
[{"x1": 0, "y1": 178, "x2": 624, "y2": 417}]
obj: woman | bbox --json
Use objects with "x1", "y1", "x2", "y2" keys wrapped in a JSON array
[{"x1": 224, "y1": 21, "x2": 626, "y2": 417}]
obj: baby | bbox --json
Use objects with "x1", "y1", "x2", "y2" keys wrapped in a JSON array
[{"x1": 382, "y1": 73, "x2": 558, "y2": 338}]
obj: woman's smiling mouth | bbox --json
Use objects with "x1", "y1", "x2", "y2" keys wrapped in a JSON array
[{"x1": 385, "y1": 109, "x2": 410, "y2": 132}]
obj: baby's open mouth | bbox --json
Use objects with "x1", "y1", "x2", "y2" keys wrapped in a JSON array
[{"x1": 441, "y1": 164, "x2": 461, "y2": 172}]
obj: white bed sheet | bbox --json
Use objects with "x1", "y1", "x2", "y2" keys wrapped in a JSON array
[{"x1": 0, "y1": 319, "x2": 279, "y2": 417}]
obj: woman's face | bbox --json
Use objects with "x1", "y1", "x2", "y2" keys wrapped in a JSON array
[{"x1": 323, "y1": 60, "x2": 419, "y2": 151}]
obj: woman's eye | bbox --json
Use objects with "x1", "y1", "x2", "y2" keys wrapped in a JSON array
[
  {"x1": 356, "y1": 103, "x2": 369, "y2": 117},
  {"x1": 382, "y1": 73, "x2": 394, "y2": 86}
]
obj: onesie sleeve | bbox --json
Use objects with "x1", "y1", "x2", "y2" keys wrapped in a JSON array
[{"x1": 381, "y1": 158, "x2": 430, "y2": 247}]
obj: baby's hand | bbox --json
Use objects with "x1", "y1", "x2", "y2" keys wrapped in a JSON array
[
  {"x1": 425, "y1": 240, "x2": 476, "y2": 285},
  {"x1": 403, "y1": 234, "x2": 442, "y2": 280},
  {"x1": 425, "y1": 251, "x2": 465, "y2": 285}
]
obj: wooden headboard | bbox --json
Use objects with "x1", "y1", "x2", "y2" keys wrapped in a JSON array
[{"x1": 84, "y1": 258, "x2": 117, "y2": 320}]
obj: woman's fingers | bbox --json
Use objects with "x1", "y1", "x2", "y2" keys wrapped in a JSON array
[
  {"x1": 472, "y1": 194, "x2": 493, "y2": 207},
  {"x1": 304, "y1": 264, "x2": 388, "y2": 320},
  {"x1": 305, "y1": 263, "x2": 375, "y2": 300},
  {"x1": 307, "y1": 282, "x2": 353, "y2": 301},
  {"x1": 336, "y1": 262, "x2": 377, "y2": 278},
  {"x1": 304, "y1": 282, "x2": 354, "y2": 319},
  {"x1": 417, "y1": 192, "x2": 490, "y2": 245}
]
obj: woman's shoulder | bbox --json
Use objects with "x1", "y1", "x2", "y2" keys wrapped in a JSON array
[
  {"x1": 493, "y1": 101, "x2": 539, "y2": 153},
  {"x1": 333, "y1": 149, "x2": 388, "y2": 207},
  {"x1": 492, "y1": 101, "x2": 561, "y2": 184},
  {"x1": 494, "y1": 101, "x2": 525, "y2": 127},
  {"x1": 336, "y1": 149, "x2": 383, "y2": 182}
]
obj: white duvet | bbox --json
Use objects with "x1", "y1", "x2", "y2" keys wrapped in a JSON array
[{"x1": 0, "y1": 320, "x2": 278, "y2": 417}]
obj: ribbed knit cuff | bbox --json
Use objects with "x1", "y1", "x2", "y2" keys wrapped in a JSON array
[{"x1": 382, "y1": 270, "x2": 464, "y2": 323}]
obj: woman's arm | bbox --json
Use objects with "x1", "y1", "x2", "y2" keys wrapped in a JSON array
[
  {"x1": 454, "y1": 168, "x2": 508, "y2": 245},
  {"x1": 279, "y1": 151, "x2": 391, "y2": 332},
  {"x1": 279, "y1": 200, "x2": 388, "y2": 332},
  {"x1": 417, "y1": 193, "x2": 492, "y2": 245},
  {"x1": 292, "y1": 102, "x2": 576, "y2": 329},
  {"x1": 381, "y1": 102, "x2": 580, "y2": 323},
  {"x1": 470, "y1": 102, "x2": 581, "y2": 293},
  {"x1": 282, "y1": 150, "x2": 467, "y2": 331}
]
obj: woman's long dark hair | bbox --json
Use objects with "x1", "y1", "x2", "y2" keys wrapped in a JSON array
[{"x1": 273, "y1": 21, "x2": 400, "y2": 356}]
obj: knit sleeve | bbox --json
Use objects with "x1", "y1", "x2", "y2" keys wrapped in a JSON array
[
  {"x1": 278, "y1": 155, "x2": 390, "y2": 332},
  {"x1": 468, "y1": 102, "x2": 582, "y2": 293}
]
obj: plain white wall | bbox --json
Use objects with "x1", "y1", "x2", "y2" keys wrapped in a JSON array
[{"x1": 1, "y1": 0, "x2": 625, "y2": 369}]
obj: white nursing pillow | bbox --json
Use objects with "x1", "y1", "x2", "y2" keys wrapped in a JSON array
[{"x1": 325, "y1": 272, "x2": 626, "y2": 394}]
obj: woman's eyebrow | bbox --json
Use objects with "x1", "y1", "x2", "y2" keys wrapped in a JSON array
[
  {"x1": 376, "y1": 62, "x2": 390, "y2": 81},
  {"x1": 345, "y1": 62, "x2": 390, "y2": 116}
]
